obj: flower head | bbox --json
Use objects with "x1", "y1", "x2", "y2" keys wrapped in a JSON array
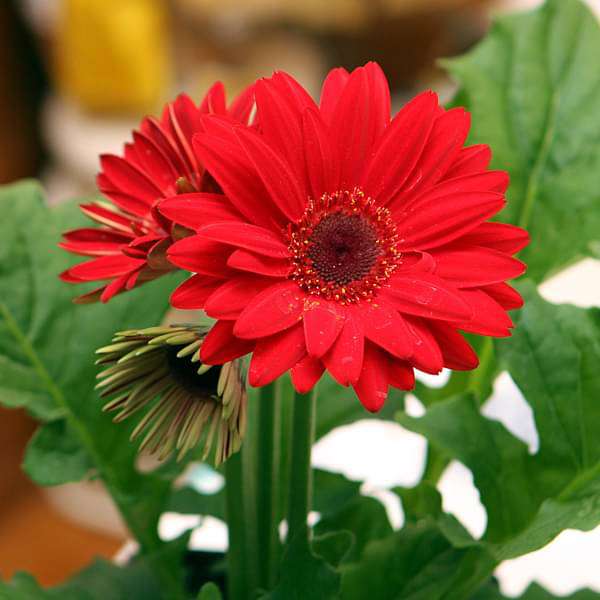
[
  {"x1": 96, "y1": 325, "x2": 247, "y2": 464},
  {"x1": 163, "y1": 63, "x2": 529, "y2": 411},
  {"x1": 60, "y1": 83, "x2": 254, "y2": 303}
]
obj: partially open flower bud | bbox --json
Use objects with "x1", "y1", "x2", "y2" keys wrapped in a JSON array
[{"x1": 96, "y1": 325, "x2": 247, "y2": 465}]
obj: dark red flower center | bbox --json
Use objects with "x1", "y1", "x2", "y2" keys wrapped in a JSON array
[
  {"x1": 307, "y1": 213, "x2": 380, "y2": 285},
  {"x1": 288, "y1": 189, "x2": 400, "y2": 303}
]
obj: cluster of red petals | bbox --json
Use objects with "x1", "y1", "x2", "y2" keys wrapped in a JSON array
[
  {"x1": 161, "y1": 63, "x2": 528, "y2": 412},
  {"x1": 59, "y1": 83, "x2": 254, "y2": 303}
]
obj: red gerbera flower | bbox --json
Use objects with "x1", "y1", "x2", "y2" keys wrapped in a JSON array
[
  {"x1": 59, "y1": 82, "x2": 254, "y2": 303},
  {"x1": 162, "y1": 63, "x2": 528, "y2": 411}
]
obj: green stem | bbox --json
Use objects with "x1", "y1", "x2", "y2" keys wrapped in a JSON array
[
  {"x1": 286, "y1": 389, "x2": 316, "y2": 543},
  {"x1": 225, "y1": 452, "x2": 251, "y2": 600},
  {"x1": 1, "y1": 303, "x2": 185, "y2": 598},
  {"x1": 256, "y1": 381, "x2": 281, "y2": 589}
]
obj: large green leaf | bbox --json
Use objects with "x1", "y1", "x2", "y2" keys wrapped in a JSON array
[
  {"x1": 0, "y1": 181, "x2": 186, "y2": 590},
  {"x1": 261, "y1": 529, "x2": 341, "y2": 600},
  {"x1": 22, "y1": 419, "x2": 94, "y2": 485},
  {"x1": 445, "y1": 0, "x2": 600, "y2": 282},
  {"x1": 339, "y1": 520, "x2": 496, "y2": 600},
  {"x1": 398, "y1": 283, "x2": 600, "y2": 559},
  {"x1": 0, "y1": 559, "x2": 163, "y2": 600}
]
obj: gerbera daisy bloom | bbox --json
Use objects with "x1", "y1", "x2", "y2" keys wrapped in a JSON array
[
  {"x1": 96, "y1": 325, "x2": 247, "y2": 464},
  {"x1": 162, "y1": 63, "x2": 528, "y2": 411},
  {"x1": 59, "y1": 82, "x2": 255, "y2": 303}
]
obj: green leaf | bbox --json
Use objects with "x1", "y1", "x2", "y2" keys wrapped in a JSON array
[
  {"x1": 0, "y1": 355, "x2": 63, "y2": 420},
  {"x1": 339, "y1": 520, "x2": 496, "y2": 600},
  {"x1": 397, "y1": 282, "x2": 600, "y2": 559},
  {"x1": 496, "y1": 281, "x2": 600, "y2": 483},
  {"x1": 197, "y1": 582, "x2": 223, "y2": 600},
  {"x1": 313, "y1": 469, "x2": 361, "y2": 516},
  {"x1": 262, "y1": 529, "x2": 341, "y2": 600},
  {"x1": 0, "y1": 558, "x2": 163, "y2": 600},
  {"x1": 312, "y1": 531, "x2": 354, "y2": 568},
  {"x1": 445, "y1": 0, "x2": 600, "y2": 282},
  {"x1": 23, "y1": 419, "x2": 94, "y2": 485},
  {"x1": 0, "y1": 181, "x2": 186, "y2": 592},
  {"x1": 398, "y1": 393, "x2": 538, "y2": 543},
  {"x1": 166, "y1": 486, "x2": 226, "y2": 521},
  {"x1": 315, "y1": 496, "x2": 392, "y2": 562}
]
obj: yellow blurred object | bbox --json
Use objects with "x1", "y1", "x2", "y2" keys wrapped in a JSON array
[{"x1": 55, "y1": 0, "x2": 171, "y2": 114}]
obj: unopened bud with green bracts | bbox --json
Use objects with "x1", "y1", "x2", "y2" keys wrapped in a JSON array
[{"x1": 95, "y1": 325, "x2": 247, "y2": 465}]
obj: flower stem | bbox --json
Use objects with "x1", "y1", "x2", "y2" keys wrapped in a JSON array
[
  {"x1": 286, "y1": 389, "x2": 316, "y2": 543},
  {"x1": 225, "y1": 451, "x2": 251, "y2": 600},
  {"x1": 256, "y1": 381, "x2": 281, "y2": 589}
]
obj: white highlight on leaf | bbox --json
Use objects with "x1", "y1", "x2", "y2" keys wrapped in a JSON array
[
  {"x1": 495, "y1": 527, "x2": 600, "y2": 596},
  {"x1": 437, "y1": 461, "x2": 487, "y2": 540},
  {"x1": 312, "y1": 420, "x2": 426, "y2": 488},
  {"x1": 482, "y1": 372, "x2": 539, "y2": 454},
  {"x1": 539, "y1": 258, "x2": 600, "y2": 308}
]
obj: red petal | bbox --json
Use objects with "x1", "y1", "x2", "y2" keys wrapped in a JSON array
[
  {"x1": 168, "y1": 236, "x2": 232, "y2": 277},
  {"x1": 99, "y1": 155, "x2": 162, "y2": 205},
  {"x1": 159, "y1": 193, "x2": 243, "y2": 230},
  {"x1": 382, "y1": 273, "x2": 473, "y2": 321},
  {"x1": 227, "y1": 83, "x2": 255, "y2": 124},
  {"x1": 303, "y1": 301, "x2": 345, "y2": 358},
  {"x1": 79, "y1": 203, "x2": 135, "y2": 234},
  {"x1": 170, "y1": 275, "x2": 222, "y2": 309},
  {"x1": 397, "y1": 108, "x2": 470, "y2": 202},
  {"x1": 193, "y1": 125, "x2": 283, "y2": 229},
  {"x1": 482, "y1": 282, "x2": 524, "y2": 310},
  {"x1": 249, "y1": 324, "x2": 307, "y2": 387},
  {"x1": 200, "y1": 82, "x2": 227, "y2": 115},
  {"x1": 364, "y1": 62, "x2": 391, "y2": 136},
  {"x1": 459, "y1": 222, "x2": 530, "y2": 255},
  {"x1": 142, "y1": 116, "x2": 192, "y2": 181},
  {"x1": 227, "y1": 249, "x2": 291, "y2": 278},
  {"x1": 65, "y1": 255, "x2": 144, "y2": 281},
  {"x1": 130, "y1": 130, "x2": 179, "y2": 193},
  {"x1": 404, "y1": 317, "x2": 444, "y2": 374},
  {"x1": 444, "y1": 144, "x2": 492, "y2": 179},
  {"x1": 320, "y1": 67, "x2": 350, "y2": 125},
  {"x1": 458, "y1": 289, "x2": 514, "y2": 337},
  {"x1": 330, "y1": 66, "x2": 388, "y2": 188},
  {"x1": 353, "y1": 343, "x2": 389, "y2": 413},
  {"x1": 234, "y1": 281, "x2": 305, "y2": 339},
  {"x1": 254, "y1": 77, "x2": 307, "y2": 184},
  {"x1": 431, "y1": 244, "x2": 526, "y2": 287},
  {"x1": 362, "y1": 302, "x2": 413, "y2": 359},
  {"x1": 396, "y1": 191, "x2": 505, "y2": 251},
  {"x1": 197, "y1": 222, "x2": 289, "y2": 259},
  {"x1": 302, "y1": 108, "x2": 339, "y2": 199},
  {"x1": 205, "y1": 276, "x2": 273, "y2": 320},
  {"x1": 200, "y1": 320, "x2": 255, "y2": 365},
  {"x1": 388, "y1": 359, "x2": 416, "y2": 390},
  {"x1": 100, "y1": 272, "x2": 130, "y2": 303},
  {"x1": 97, "y1": 175, "x2": 152, "y2": 218},
  {"x1": 361, "y1": 91, "x2": 438, "y2": 204},
  {"x1": 427, "y1": 321, "x2": 479, "y2": 370},
  {"x1": 323, "y1": 310, "x2": 364, "y2": 386},
  {"x1": 234, "y1": 127, "x2": 306, "y2": 222},
  {"x1": 291, "y1": 355, "x2": 325, "y2": 394}
]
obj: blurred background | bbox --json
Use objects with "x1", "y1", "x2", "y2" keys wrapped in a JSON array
[{"x1": 1, "y1": 0, "x2": 600, "y2": 593}]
